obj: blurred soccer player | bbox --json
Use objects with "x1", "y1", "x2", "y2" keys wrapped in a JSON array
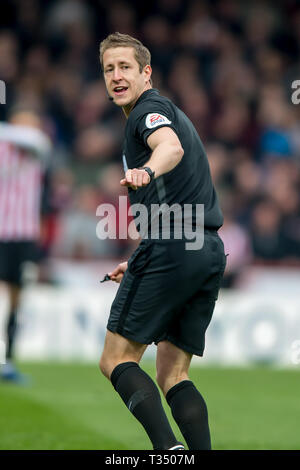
[
  {"x1": 0, "y1": 108, "x2": 51, "y2": 383},
  {"x1": 98, "y1": 33, "x2": 226, "y2": 450}
]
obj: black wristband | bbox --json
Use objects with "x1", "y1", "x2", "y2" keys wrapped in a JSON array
[{"x1": 141, "y1": 166, "x2": 155, "y2": 181}]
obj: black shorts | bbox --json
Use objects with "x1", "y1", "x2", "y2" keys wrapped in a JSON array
[
  {"x1": 0, "y1": 241, "x2": 39, "y2": 286},
  {"x1": 107, "y1": 230, "x2": 226, "y2": 356}
]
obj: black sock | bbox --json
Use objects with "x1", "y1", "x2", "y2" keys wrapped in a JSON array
[
  {"x1": 110, "y1": 361, "x2": 178, "y2": 450},
  {"x1": 6, "y1": 310, "x2": 17, "y2": 361},
  {"x1": 166, "y1": 380, "x2": 211, "y2": 450}
]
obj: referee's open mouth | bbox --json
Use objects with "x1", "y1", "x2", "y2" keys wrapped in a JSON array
[{"x1": 113, "y1": 86, "x2": 128, "y2": 96}]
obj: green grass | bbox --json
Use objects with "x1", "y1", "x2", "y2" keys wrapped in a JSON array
[{"x1": 0, "y1": 361, "x2": 299, "y2": 450}]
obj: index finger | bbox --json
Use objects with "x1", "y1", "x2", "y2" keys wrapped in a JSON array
[{"x1": 125, "y1": 169, "x2": 133, "y2": 183}]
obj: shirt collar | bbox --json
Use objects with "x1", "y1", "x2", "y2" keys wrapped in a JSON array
[{"x1": 133, "y1": 88, "x2": 159, "y2": 109}]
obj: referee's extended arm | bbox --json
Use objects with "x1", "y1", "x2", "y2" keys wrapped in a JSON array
[
  {"x1": 112, "y1": 127, "x2": 184, "y2": 282},
  {"x1": 120, "y1": 127, "x2": 184, "y2": 190}
]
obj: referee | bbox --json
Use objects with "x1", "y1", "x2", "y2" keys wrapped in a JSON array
[{"x1": 99, "y1": 33, "x2": 226, "y2": 450}]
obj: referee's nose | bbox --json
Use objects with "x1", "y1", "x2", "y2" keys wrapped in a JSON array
[{"x1": 112, "y1": 67, "x2": 123, "y2": 81}]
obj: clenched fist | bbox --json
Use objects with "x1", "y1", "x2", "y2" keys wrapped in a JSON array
[{"x1": 120, "y1": 168, "x2": 150, "y2": 190}]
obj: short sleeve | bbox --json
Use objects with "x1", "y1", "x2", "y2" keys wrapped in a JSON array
[{"x1": 134, "y1": 102, "x2": 178, "y2": 146}]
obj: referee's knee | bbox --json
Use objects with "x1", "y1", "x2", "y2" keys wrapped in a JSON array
[
  {"x1": 99, "y1": 354, "x2": 130, "y2": 381},
  {"x1": 99, "y1": 354, "x2": 111, "y2": 380},
  {"x1": 156, "y1": 371, "x2": 189, "y2": 396}
]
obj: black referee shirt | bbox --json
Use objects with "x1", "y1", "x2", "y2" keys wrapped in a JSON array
[{"x1": 123, "y1": 88, "x2": 223, "y2": 234}]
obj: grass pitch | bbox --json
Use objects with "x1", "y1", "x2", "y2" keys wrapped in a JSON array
[{"x1": 0, "y1": 361, "x2": 299, "y2": 450}]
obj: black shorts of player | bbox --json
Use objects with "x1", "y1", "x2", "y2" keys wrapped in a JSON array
[
  {"x1": 107, "y1": 229, "x2": 226, "y2": 357},
  {"x1": 0, "y1": 241, "x2": 39, "y2": 286}
]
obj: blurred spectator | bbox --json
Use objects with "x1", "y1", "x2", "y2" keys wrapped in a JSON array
[
  {"x1": 141, "y1": 15, "x2": 175, "y2": 76},
  {"x1": 249, "y1": 198, "x2": 291, "y2": 260},
  {"x1": 0, "y1": 31, "x2": 19, "y2": 83},
  {"x1": 258, "y1": 86, "x2": 295, "y2": 159},
  {"x1": 106, "y1": 1, "x2": 137, "y2": 37},
  {"x1": 218, "y1": 193, "x2": 252, "y2": 287},
  {"x1": 52, "y1": 184, "x2": 112, "y2": 259},
  {"x1": 0, "y1": 108, "x2": 52, "y2": 382},
  {"x1": 74, "y1": 125, "x2": 117, "y2": 163},
  {"x1": 45, "y1": 0, "x2": 94, "y2": 34},
  {"x1": 206, "y1": 143, "x2": 229, "y2": 189}
]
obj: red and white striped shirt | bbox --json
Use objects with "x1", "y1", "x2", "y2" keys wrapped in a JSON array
[{"x1": 0, "y1": 123, "x2": 51, "y2": 241}]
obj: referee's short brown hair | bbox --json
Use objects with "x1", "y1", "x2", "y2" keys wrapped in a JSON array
[{"x1": 99, "y1": 32, "x2": 151, "y2": 73}]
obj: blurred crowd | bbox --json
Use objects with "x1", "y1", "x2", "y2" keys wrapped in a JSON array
[{"x1": 0, "y1": 0, "x2": 300, "y2": 286}]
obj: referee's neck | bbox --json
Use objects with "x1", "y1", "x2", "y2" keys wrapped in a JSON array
[{"x1": 122, "y1": 85, "x2": 152, "y2": 118}]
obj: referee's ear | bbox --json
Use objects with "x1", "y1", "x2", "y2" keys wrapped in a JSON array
[{"x1": 143, "y1": 64, "x2": 152, "y2": 87}]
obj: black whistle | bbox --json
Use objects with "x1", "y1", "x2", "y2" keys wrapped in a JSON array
[{"x1": 100, "y1": 274, "x2": 111, "y2": 283}]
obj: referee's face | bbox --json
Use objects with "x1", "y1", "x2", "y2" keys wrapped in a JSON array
[{"x1": 103, "y1": 47, "x2": 152, "y2": 116}]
